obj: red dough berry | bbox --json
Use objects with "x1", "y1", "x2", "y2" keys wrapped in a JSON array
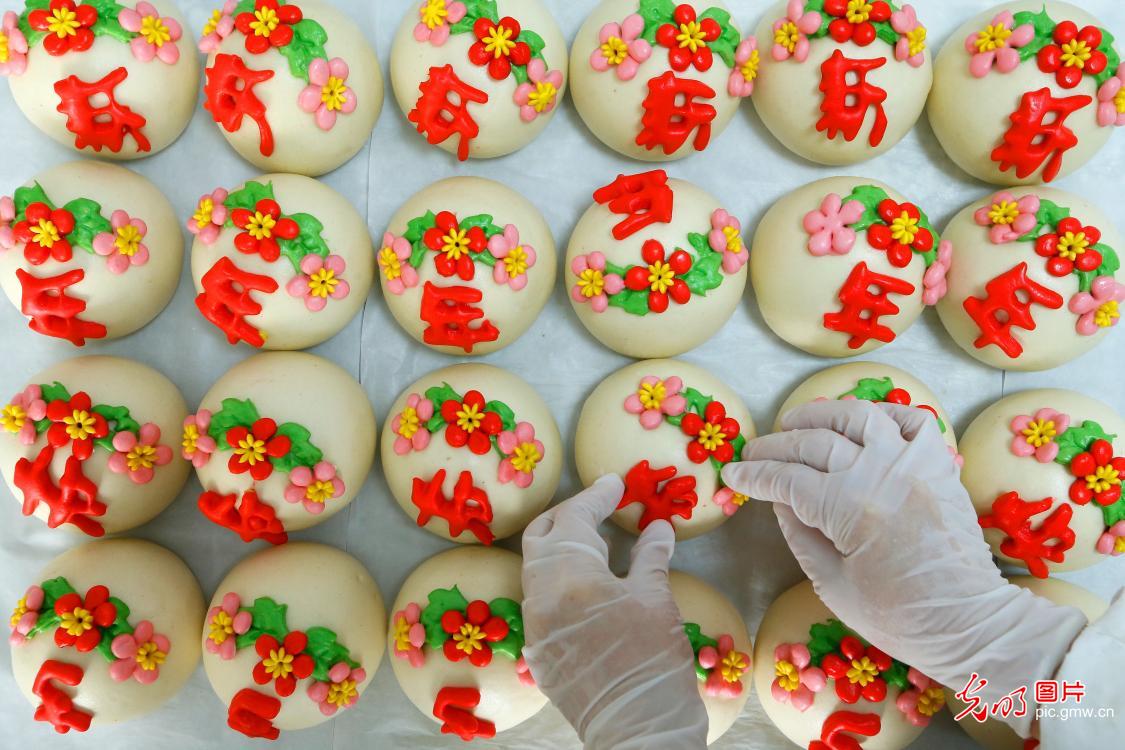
[
  {"x1": 1068, "y1": 439, "x2": 1124, "y2": 507},
  {"x1": 467, "y1": 16, "x2": 531, "y2": 80},
  {"x1": 53, "y1": 585, "x2": 117, "y2": 652},
  {"x1": 232, "y1": 199, "x2": 299, "y2": 263},
  {"x1": 236, "y1": 0, "x2": 303, "y2": 54},
  {"x1": 624, "y1": 239, "x2": 692, "y2": 313},
  {"x1": 441, "y1": 600, "x2": 510, "y2": 667},
  {"x1": 656, "y1": 4, "x2": 722, "y2": 72},
  {"x1": 1035, "y1": 217, "x2": 1103, "y2": 277},
  {"x1": 884, "y1": 388, "x2": 911, "y2": 405},
  {"x1": 1037, "y1": 22, "x2": 1107, "y2": 89},
  {"x1": 867, "y1": 199, "x2": 933, "y2": 268},
  {"x1": 28, "y1": 0, "x2": 97, "y2": 56},
  {"x1": 824, "y1": 0, "x2": 891, "y2": 47}
]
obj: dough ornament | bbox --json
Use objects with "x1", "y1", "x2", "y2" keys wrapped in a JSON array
[{"x1": 930, "y1": 1, "x2": 1122, "y2": 185}]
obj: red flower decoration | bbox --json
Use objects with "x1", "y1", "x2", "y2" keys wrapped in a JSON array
[
  {"x1": 679, "y1": 400, "x2": 740, "y2": 464},
  {"x1": 624, "y1": 239, "x2": 692, "y2": 313},
  {"x1": 468, "y1": 16, "x2": 531, "y2": 80},
  {"x1": 252, "y1": 631, "x2": 315, "y2": 697},
  {"x1": 1069, "y1": 439, "x2": 1124, "y2": 507},
  {"x1": 824, "y1": 0, "x2": 891, "y2": 47},
  {"x1": 423, "y1": 211, "x2": 488, "y2": 280},
  {"x1": 236, "y1": 0, "x2": 303, "y2": 55},
  {"x1": 226, "y1": 418, "x2": 291, "y2": 481},
  {"x1": 1037, "y1": 21, "x2": 1108, "y2": 89},
  {"x1": 45, "y1": 392, "x2": 108, "y2": 462},
  {"x1": 28, "y1": 0, "x2": 98, "y2": 57},
  {"x1": 441, "y1": 600, "x2": 510, "y2": 668},
  {"x1": 441, "y1": 391, "x2": 502, "y2": 455},
  {"x1": 656, "y1": 4, "x2": 722, "y2": 72},
  {"x1": 867, "y1": 199, "x2": 933, "y2": 268},
  {"x1": 1034, "y1": 217, "x2": 1103, "y2": 277},
  {"x1": 13, "y1": 202, "x2": 76, "y2": 265},
  {"x1": 53, "y1": 585, "x2": 117, "y2": 652},
  {"x1": 821, "y1": 635, "x2": 892, "y2": 704},
  {"x1": 231, "y1": 199, "x2": 299, "y2": 264}
]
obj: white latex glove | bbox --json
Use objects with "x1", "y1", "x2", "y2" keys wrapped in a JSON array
[
  {"x1": 721, "y1": 400, "x2": 1088, "y2": 737},
  {"x1": 522, "y1": 475, "x2": 708, "y2": 749}
]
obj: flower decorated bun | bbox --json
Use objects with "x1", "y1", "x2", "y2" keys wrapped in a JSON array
[
  {"x1": 566, "y1": 170, "x2": 748, "y2": 358},
  {"x1": 961, "y1": 389, "x2": 1125, "y2": 577},
  {"x1": 8, "y1": 539, "x2": 203, "y2": 731},
  {"x1": 201, "y1": 543, "x2": 385, "y2": 738},
  {"x1": 189, "y1": 173, "x2": 374, "y2": 351},
  {"x1": 387, "y1": 547, "x2": 546, "y2": 740},
  {"x1": 930, "y1": 1, "x2": 1121, "y2": 185},
  {"x1": 570, "y1": 0, "x2": 752, "y2": 161},
  {"x1": 192, "y1": 352, "x2": 376, "y2": 544},
  {"x1": 4, "y1": 0, "x2": 198, "y2": 158},
  {"x1": 0, "y1": 161, "x2": 182, "y2": 345},
  {"x1": 0, "y1": 356, "x2": 189, "y2": 537},
  {"x1": 937, "y1": 186, "x2": 1123, "y2": 371},
  {"x1": 199, "y1": 0, "x2": 383, "y2": 175},
  {"x1": 751, "y1": 0, "x2": 934, "y2": 165},
  {"x1": 751, "y1": 176, "x2": 944, "y2": 357},
  {"x1": 382, "y1": 364, "x2": 562, "y2": 545},
  {"x1": 390, "y1": 0, "x2": 567, "y2": 160},
  {"x1": 753, "y1": 580, "x2": 936, "y2": 750},
  {"x1": 379, "y1": 177, "x2": 556, "y2": 356},
  {"x1": 574, "y1": 358, "x2": 755, "y2": 540}
]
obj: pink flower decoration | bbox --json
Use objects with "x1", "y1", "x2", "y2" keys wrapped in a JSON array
[
  {"x1": 516, "y1": 655, "x2": 536, "y2": 686},
  {"x1": 624, "y1": 376, "x2": 686, "y2": 430},
  {"x1": 107, "y1": 423, "x2": 173, "y2": 485},
  {"x1": 488, "y1": 223, "x2": 537, "y2": 291},
  {"x1": 515, "y1": 59, "x2": 564, "y2": 123},
  {"x1": 205, "y1": 592, "x2": 252, "y2": 661},
  {"x1": 9, "y1": 585, "x2": 43, "y2": 645},
  {"x1": 713, "y1": 487, "x2": 748, "y2": 517},
  {"x1": 198, "y1": 0, "x2": 237, "y2": 53},
  {"x1": 922, "y1": 240, "x2": 952, "y2": 306},
  {"x1": 7, "y1": 384, "x2": 47, "y2": 446},
  {"x1": 709, "y1": 209, "x2": 748, "y2": 274},
  {"x1": 728, "y1": 37, "x2": 758, "y2": 97},
  {"x1": 1097, "y1": 64, "x2": 1125, "y2": 127},
  {"x1": 964, "y1": 11, "x2": 1033, "y2": 78},
  {"x1": 380, "y1": 232, "x2": 418, "y2": 295},
  {"x1": 392, "y1": 603, "x2": 426, "y2": 667},
  {"x1": 413, "y1": 0, "x2": 466, "y2": 46},
  {"x1": 891, "y1": 4, "x2": 925, "y2": 68},
  {"x1": 698, "y1": 634, "x2": 750, "y2": 698},
  {"x1": 972, "y1": 192, "x2": 1040, "y2": 244},
  {"x1": 183, "y1": 410, "x2": 217, "y2": 467},
  {"x1": 803, "y1": 194, "x2": 865, "y2": 256},
  {"x1": 392, "y1": 394, "x2": 434, "y2": 455},
  {"x1": 498, "y1": 422, "x2": 545, "y2": 489},
  {"x1": 307, "y1": 662, "x2": 366, "y2": 715},
  {"x1": 0, "y1": 12, "x2": 28, "y2": 77},
  {"x1": 1010, "y1": 408, "x2": 1071, "y2": 463},
  {"x1": 286, "y1": 254, "x2": 350, "y2": 312},
  {"x1": 93, "y1": 209, "x2": 149, "y2": 274},
  {"x1": 1070, "y1": 277, "x2": 1125, "y2": 336},
  {"x1": 772, "y1": 0, "x2": 821, "y2": 62},
  {"x1": 896, "y1": 668, "x2": 944, "y2": 727},
  {"x1": 0, "y1": 195, "x2": 15, "y2": 249},
  {"x1": 590, "y1": 14, "x2": 651, "y2": 81},
  {"x1": 1096, "y1": 521, "x2": 1125, "y2": 556},
  {"x1": 109, "y1": 620, "x2": 170, "y2": 684},
  {"x1": 187, "y1": 188, "x2": 229, "y2": 245},
  {"x1": 770, "y1": 642, "x2": 826, "y2": 712},
  {"x1": 284, "y1": 461, "x2": 345, "y2": 515},
  {"x1": 571, "y1": 252, "x2": 625, "y2": 313},
  {"x1": 298, "y1": 58, "x2": 357, "y2": 131},
  {"x1": 119, "y1": 2, "x2": 182, "y2": 64}
]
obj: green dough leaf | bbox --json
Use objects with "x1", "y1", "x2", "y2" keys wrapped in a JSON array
[
  {"x1": 882, "y1": 660, "x2": 911, "y2": 691},
  {"x1": 39, "y1": 381, "x2": 72, "y2": 404},
  {"x1": 423, "y1": 382, "x2": 462, "y2": 432},
  {"x1": 683, "y1": 622, "x2": 719, "y2": 680},
  {"x1": 273, "y1": 422, "x2": 324, "y2": 472},
  {"x1": 681, "y1": 233, "x2": 726, "y2": 297},
  {"x1": 1012, "y1": 7, "x2": 1058, "y2": 61},
  {"x1": 223, "y1": 181, "x2": 276, "y2": 216},
  {"x1": 839, "y1": 377, "x2": 896, "y2": 402},
  {"x1": 1103, "y1": 498, "x2": 1125, "y2": 529},
  {"x1": 807, "y1": 619, "x2": 849, "y2": 666},
  {"x1": 521, "y1": 28, "x2": 547, "y2": 64},
  {"x1": 873, "y1": 20, "x2": 899, "y2": 47},
  {"x1": 842, "y1": 185, "x2": 891, "y2": 232},
  {"x1": 277, "y1": 18, "x2": 329, "y2": 81},
  {"x1": 488, "y1": 597, "x2": 525, "y2": 660},
  {"x1": 667, "y1": 386, "x2": 716, "y2": 429},
  {"x1": 95, "y1": 595, "x2": 135, "y2": 663},
  {"x1": 638, "y1": 0, "x2": 677, "y2": 42},
  {"x1": 88, "y1": 0, "x2": 132, "y2": 44},
  {"x1": 92, "y1": 403, "x2": 141, "y2": 452},
  {"x1": 208, "y1": 398, "x2": 261, "y2": 448},
  {"x1": 452, "y1": 0, "x2": 498, "y2": 33},
  {"x1": 62, "y1": 198, "x2": 112, "y2": 254},
  {"x1": 277, "y1": 212, "x2": 331, "y2": 274},
  {"x1": 403, "y1": 211, "x2": 438, "y2": 244},
  {"x1": 12, "y1": 182, "x2": 54, "y2": 220},
  {"x1": 458, "y1": 213, "x2": 504, "y2": 237},
  {"x1": 698, "y1": 7, "x2": 741, "y2": 68},
  {"x1": 420, "y1": 586, "x2": 470, "y2": 650},
  {"x1": 1095, "y1": 30, "x2": 1121, "y2": 87},
  {"x1": 235, "y1": 596, "x2": 290, "y2": 650},
  {"x1": 1054, "y1": 420, "x2": 1117, "y2": 467},
  {"x1": 484, "y1": 399, "x2": 517, "y2": 434},
  {"x1": 607, "y1": 287, "x2": 651, "y2": 317},
  {"x1": 1074, "y1": 245, "x2": 1118, "y2": 293},
  {"x1": 304, "y1": 626, "x2": 360, "y2": 681}
]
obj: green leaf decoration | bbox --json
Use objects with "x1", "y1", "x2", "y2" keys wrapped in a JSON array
[
  {"x1": 488, "y1": 597, "x2": 525, "y2": 660},
  {"x1": 882, "y1": 660, "x2": 911, "y2": 691},
  {"x1": 272, "y1": 421, "x2": 324, "y2": 472},
  {"x1": 1077, "y1": 244, "x2": 1124, "y2": 292},
  {"x1": 420, "y1": 586, "x2": 470, "y2": 650},
  {"x1": 94, "y1": 595, "x2": 136, "y2": 663},
  {"x1": 698, "y1": 7, "x2": 741, "y2": 68},
  {"x1": 1095, "y1": 30, "x2": 1121, "y2": 87},
  {"x1": 638, "y1": 0, "x2": 677, "y2": 42},
  {"x1": 235, "y1": 596, "x2": 290, "y2": 650},
  {"x1": 277, "y1": 18, "x2": 329, "y2": 81},
  {"x1": 404, "y1": 211, "x2": 438, "y2": 244},
  {"x1": 39, "y1": 381, "x2": 72, "y2": 404},
  {"x1": 223, "y1": 181, "x2": 276, "y2": 216},
  {"x1": 665, "y1": 387, "x2": 715, "y2": 430},
  {"x1": 232, "y1": 0, "x2": 257, "y2": 14},
  {"x1": 1054, "y1": 420, "x2": 1117, "y2": 467},
  {"x1": 451, "y1": 0, "x2": 498, "y2": 33},
  {"x1": 841, "y1": 185, "x2": 891, "y2": 232},
  {"x1": 1103, "y1": 498, "x2": 1125, "y2": 529},
  {"x1": 304, "y1": 626, "x2": 360, "y2": 682},
  {"x1": 680, "y1": 235, "x2": 726, "y2": 297},
  {"x1": 62, "y1": 198, "x2": 112, "y2": 254},
  {"x1": 522, "y1": 29, "x2": 547, "y2": 62},
  {"x1": 683, "y1": 622, "x2": 719, "y2": 680},
  {"x1": 1020, "y1": 198, "x2": 1072, "y2": 244},
  {"x1": 458, "y1": 213, "x2": 505, "y2": 237},
  {"x1": 874, "y1": 21, "x2": 899, "y2": 47},
  {"x1": 839, "y1": 377, "x2": 896, "y2": 402},
  {"x1": 484, "y1": 399, "x2": 517, "y2": 434},
  {"x1": 277, "y1": 212, "x2": 331, "y2": 274},
  {"x1": 12, "y1": 182, "x2": 54, "y2": 221},
  {"x1": 607, "y1": 288, "x2": 651, "y2": 317},
  {"x1": 208, "y1": 398, "x2": 261, "y2": 448},
  {"x1": 1012, "y1": 7, "x2": 1058, "y2": 61},
  {"x1": 87, "y1": 0, "x2": 132, "y2": 44},
  {"x1": 807, "y1": 619, "x2": 849, "y2": 666},
  {"x1": 91, "y1": 403, "x2": 141, "y2": 452}
]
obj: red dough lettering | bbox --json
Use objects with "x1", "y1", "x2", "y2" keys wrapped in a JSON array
[
  {"x1": 817, "y1": 51, "x2": 888, "y2": 147},
  {"x1": 992, "y1": 88, "x2": 1091, "y2": 183},
  {"x1": 195, "y1": 257, "x2": 279, "y2": 348},
  {"x1": 592, "y1": 170, "x2": 675, "y2": 241},
  {"x1": 198, "y1": 490, "x2": 288, "y2": 545},
  {"x1": 204, "y1": 53, "x2": 276, "y2": 157},
  {"x1": 420, "y1": 281, "x2": 500, "y2": 353},
  {"x1": 618, "y1": 460, "x2": 698, "y2": 530},
  {"x1": 963, "y1": 262, "x2": 1064, "y2": 359},
  {"x1": 33, "y1": 660, "x2": 92, "y2": 735},
  {"x1": 433, "y1": 687, "x2": 496, "y2": 742},
  {"x1": 408, "y1": 64, "x2": 488, "y2": 162},
  {"x1": 411, "y1": 469, "x2": 494, "y2": 545},
  {"x1": 228, "y1": 688, "x2": 282, "y2": 741},
  {"x1": 979, "y1": 491, "x2": 1075, "y2": 579},
  {"x1": 636, "y1": 71, "x2": 716, "y2": 154},
  {"x1": 17, "y1": 268, "x2": 106, "y2": 346},
  {"x1": 14, "y1": 446, "x2": 105, "y2": 537},
  {"x1": 54, "y1": 67, "x2": 150, "y2": 154},
  {"x1": 823, "y1": 262, "x2": 916, "y2": 349},
  {"x1": 808, "y1": 711, "x2": 882, "y2": 750}
]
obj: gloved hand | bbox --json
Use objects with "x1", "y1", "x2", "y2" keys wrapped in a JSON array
[
  {"x1": 721, "y1": 400, "x2": 1088, "y2": 736},
  {"x1": 521, "y1": 475, "x2": 708, "y2": 749}
]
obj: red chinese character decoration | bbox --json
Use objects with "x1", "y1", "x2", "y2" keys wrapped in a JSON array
[
  {"x1": 962, "y1": 262, "x2": 1063, "y2": 359},
  {"x1": 823, "y1": 262, "x2": 916, "y2": 349},
  {"x1": 419, "y1": 282, "x2": 500, "y2": 353},
  {"x1": 408, "y1": 65, "x2": 488, "y2": 161},
  {"x1": 198, "y1": 489, "x2": 289, "y2": 545},
  {"x1": 195, "y1": 257, "x2": 279, "y2": 348},
  {"x1": 433, "y1": 686, "x2": 496, "y2": 742},
  {"x1": 618, "y1": 460, "x2": 698, "y2": 530},
  {"x1": 227, "y1": 688, "x2": 282, "y2": 741},
  {"x1": 54, "y1": 67, "x2": 151, "y2": 154},
  {"x1": 13, "y1": 445, "x2": 106, "y2": 537},
  {"x1": 411, "y1": 469, "x2": 494, "y2": 545},
  {"x1": 817, "y1": 51, "x2": 888, "y2": 148},
  {"x1": 204, "y1": 54, "x2": 276, "y2": 157},
  {"x1": 636, "y1": 71, "x2": 716, "y2": 155},
  {"x1": 16, "y1": 268, "x2": 107, "y2": 346},
  {"x1": 808, "y1": 710, "x2": 882, "y2": 750},
  {"x1": 978, "y1": 491, "x2": 1075, "y2": 579},
  {"x1": 992, "y1": 88, "x2": 1091, "y2": 183},
  {"x1": 33, "y1": 660, "x2": 92, "y2": 735},
  {"x1": 592, "y1": 170, "x2": 675, "y2": 241}
]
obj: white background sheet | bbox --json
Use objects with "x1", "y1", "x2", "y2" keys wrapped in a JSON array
[{"x1": 0, "y1": 0, "x2": 1122, "y2": 747}]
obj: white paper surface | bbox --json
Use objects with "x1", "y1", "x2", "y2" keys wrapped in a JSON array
[{"x1": 0, "y1": 0, "x2": 1122, "y2": 747}]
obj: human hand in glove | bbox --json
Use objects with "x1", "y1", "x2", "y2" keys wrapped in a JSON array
[
  {"x1": 521, "y1": 475, "x2": 708, "y2": 749},
  {"x1": 721, "y1": 400, "x2": 1088, "y2": 736}
]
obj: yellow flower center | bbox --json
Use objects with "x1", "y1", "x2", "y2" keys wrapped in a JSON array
[
  {"x1": 114, "y1": 223, "x2": 142, "y2": 257},
  {"x1": 135, "y1": 640, "x2": 166, "y2": 670},
  {"x1": 637, "y1": 380, "x2": 666, "y2": 410},
  {"x1": 193, "y1": 198, "x2": 215, "y2": 228},
  {"x1": 601, "y1": 35, "x2": 628, "y2": 65},
  {"x1": 988, "y1": 200, "x2": 1020, "y2": 225},
  {"x1": 847, "y1": 656, "x2": 880, "y2": 686},
  {"x1": 453, "y1": 623, "x2": 486, "y2": 654},
  {"x1": 202, "y1": 9, "x2": 222, "y2": 36},
  {"x1": 1022, "y1": 418, "x2": 1057, "y2": 448},
  {"x1": 720, "y1": 650, "x2": 748, "y2": 683},
  {"x1": 528, "y1": 81, "x2": 558, "y2": 113},
  {"x1": 729, "y1": 491, "x2": 749, "y2": 507},
  {"x1": 321, "y1": 76, "x2": 349, "y2": 112},
  {"x1": 304, "y1": 479, "x2": 336, "y2": 505},
  {"x1": 419, "y1": 0, "x2": 448, "y2": 30},
  {"x1": 393, "y1": 615, "x2": 413, "y2": 652},
  {"x1": 1057, "y1": 231, "x2": 1090, "y2": 261},
  {"x1": 906, "y1": 25, "x2": 927, "y2": 56},
  {"x1": 846, "y1": 0, "x2": 873, "y2": 24},
  {"x1": 0, "y1": 31, "x2": 10, "y2": 64},
  {"x1": 379, "y1": 246, "x2": 403, "y2": 281},
  {"x1": 60, "y1": 607, "x2": 93, "y2": 637},
  {"x1": 775, "y1": 660, "x2": 799, "y2": 692},
  {"x1": 47, "y1": 6, "x2": 79, "y2": 38},
  {"x1": 975, "y1": 23, "x2": 1012, "y2": 52},
  {"x1": 246, "y1": 211, "x2": 276, "y2": 240},
  {"x1": 740, "y1": 48, "x2": 759, "y2": 82},
  {"x1": 456, "y1": 403, "x2": 483, "y2": 432},
  {"x1": 510, "y1": 441, "x2": 541, "y2": 474},
  {"x1": 208, "y1": 610, "x2": 234, "y2": 644},
  {"x1": 723, "y1": 225, "x2": 742, "y2": 253},
  {"x1": 126, "y1": 443, "x2": 157, "y2": 471},
  {"x1": 676, "y1": 20, "x2": 707, "y2": 52},
  {"x1": 1115, "y1": 87, "x2": 1125, "y2": 115},
  {"x1": 441, "y1": 228, "x2": 471, "y2": 259},
  {"x1": 1, "y1": 403, "x2": 27, "y2": 433},
  {"x1": 63, "y1": 409, "x2": 96, "y2": 441},
  {"x1": 1061, "y1": 39, "x2": 1093, "y2": 68},
  {"x1": 1086, "y1": 465, "x2": 1121, "y2": 493},
  {"x1": 397, "y1": 406, "x2": 420, "y2": 440},
  {"x1": 31, "y1": 219, "x2": 61, "y2": 248},
  {"x1": 647, "y1": 260, "x2": 675, "y2": 293},
  {"x1": 774, "y1": 21, "x2": 799, "y2": 53},
  {"x1": 697, "y1": 422, "x2": 727, "y2": 451},
  {"x1": 234, "y1": 435, "x2": 267, "y2": 465},
  {"x1": 308, "y1": 267, "x2": 338, "y2": 298},
  {"x1": 263, "y1": 647, "x2": 294, "y2": 679},
  {"x1": 250, "y1": 6, "x2": 280, "y2": 37},
  {"x1": 891, "y1": 211, "x2": 920, "y2": 245},
  {"x1": 327, "y1": 679, "x2": 358, "y2": 707},
  {"x1": 139, "y1": 14, "x2": 171, "y2": 46},
  {"x1": 482, "y1": 24, "x2": 515, "y2": 59},
  {"x1": 577, "y1": 268, "x2": 606, "y2": 298},
  {"x1": 182, "y1": 424, "x2": 200, "y2": 454},
  {"x1": 917, "y1": 686, "x2": 946, "y2": 717},
  {"x1": 504, "y1": 245, "x2": 530, "y2": 277},
  {"x1": 10, "y1": 597, "x2": 28, "y2": 627},
  {"x1": 1095, "y1": 300, "x2": 1120, "y2": 328}
]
